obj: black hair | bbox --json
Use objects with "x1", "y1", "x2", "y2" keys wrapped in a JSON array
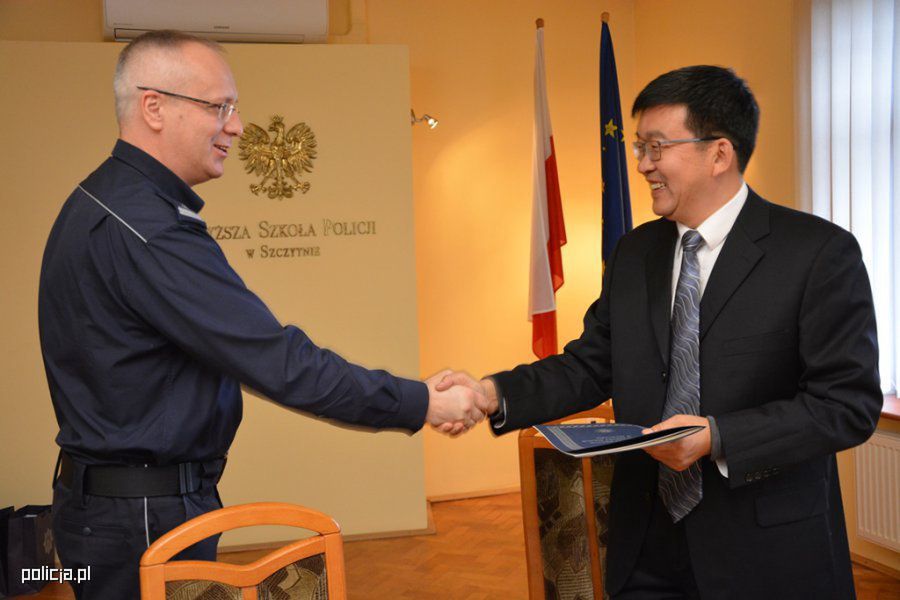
[{"x1": 632, "y1": 65, "x2": 760, "y2": 172}]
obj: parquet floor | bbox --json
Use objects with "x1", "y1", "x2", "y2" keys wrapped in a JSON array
[
  {"x1": 341, "y1": 493, "x2": 528, "y2": 599},
  {"x1": 22, "y1": 492, "x2": 900, "y2": 599}
]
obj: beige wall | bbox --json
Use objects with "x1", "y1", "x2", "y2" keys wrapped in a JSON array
[
  {"x1": 0, "y1": 0, "x2": 103, "y2": 41},
  {"x1": 631, "y1": 0, "x2": 796, "y2": 216}
]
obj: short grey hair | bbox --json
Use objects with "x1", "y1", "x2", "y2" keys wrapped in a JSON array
[{"x1": 113, "y1": 30, "x2": 223, "y2": 124}]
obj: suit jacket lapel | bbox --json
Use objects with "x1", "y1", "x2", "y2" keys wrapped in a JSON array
[
  {"x1": 699, "y1": 190, "x2": 770, "y2": 340},
  {"x1": 646, "y1": 221, "x2": 678, "y2": 366}
]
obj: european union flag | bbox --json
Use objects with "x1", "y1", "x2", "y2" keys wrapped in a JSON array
[{"x1": 600, "y1": 17, "x2": 632, "y2": 269}]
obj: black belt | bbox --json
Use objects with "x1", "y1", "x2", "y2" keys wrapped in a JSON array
[{"x1": 57, "y1": 452, "x2": 226, "y2": 498}]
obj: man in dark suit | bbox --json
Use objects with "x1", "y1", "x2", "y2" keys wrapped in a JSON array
[{"x1": 440, "y1": 66, "x2": 882, "y2": 598}]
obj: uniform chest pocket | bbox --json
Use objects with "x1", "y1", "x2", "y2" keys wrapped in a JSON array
[{"x1": 722, "y1": 329, "x2": 794, "y2": 356}]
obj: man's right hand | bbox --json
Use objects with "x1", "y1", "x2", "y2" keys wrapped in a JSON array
[
  {"x1": 435, "y1": 371, "x2": 499, "y2": 417},
  {"x1": 423, "y1": 370, "x2": 486, "y2": 436}
]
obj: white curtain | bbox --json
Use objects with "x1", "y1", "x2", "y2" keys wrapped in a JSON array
[{"x1": 808, "y1": 0, "x2": 900, "y2": 394}]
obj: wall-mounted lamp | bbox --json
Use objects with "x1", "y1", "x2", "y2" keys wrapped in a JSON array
[{"x1": 410, "y1": 109, "x2": 439, "y2": 129}]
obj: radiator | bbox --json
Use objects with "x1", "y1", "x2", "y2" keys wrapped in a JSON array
[{"x1": 855, "y1": 430, "x2": 900, "y2": 552}]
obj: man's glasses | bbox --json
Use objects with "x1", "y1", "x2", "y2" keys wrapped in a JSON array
[
  {"x1": 136, "y1": 86, "x2": 239, "y2": 122},
  {"x1": 632, "y1": 137, "x2": 719, "y2": 161}
]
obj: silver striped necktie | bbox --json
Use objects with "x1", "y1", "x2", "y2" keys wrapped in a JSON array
[{"x1": 658, "y1": 229, "x2": 704, "y2": 523}]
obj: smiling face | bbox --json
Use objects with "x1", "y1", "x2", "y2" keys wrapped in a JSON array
[
  {"x1": 634, "y1": 104, "x2": 717, "y2": 227},
  {"x1": 159, "y1": 42, "x2": 243, "y2": 186}
]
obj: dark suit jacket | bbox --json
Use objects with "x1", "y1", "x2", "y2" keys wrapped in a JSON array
[{"x1": 492, "y1": 190, "x2": 882, "y2": 599}]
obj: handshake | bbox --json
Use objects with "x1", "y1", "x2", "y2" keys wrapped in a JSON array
[{"x1": 423, "y1": 371, "x2": 501, "y2": 436}]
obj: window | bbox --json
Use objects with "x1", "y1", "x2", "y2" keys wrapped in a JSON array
[{"x1": 803, "y1": 0, "x2": 899, "y2": 394}]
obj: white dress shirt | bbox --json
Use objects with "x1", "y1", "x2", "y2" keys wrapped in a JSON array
[
  {"x1": 671, "y1": 182, "x2": 749, "y2": 310},
  {"x1": 672, "y1": 181, "x2": 748, "y2": 477}
]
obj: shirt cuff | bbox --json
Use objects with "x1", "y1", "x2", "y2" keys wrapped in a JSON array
[
  {"x1": 487, "y1": 377, "x2": 507, "y2": 429},
  {"x1": 707, "y1": 415, "x2": 729, "y2": 478}
]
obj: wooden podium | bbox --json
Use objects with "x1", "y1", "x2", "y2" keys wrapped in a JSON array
[{"x1": 518, "y1": 402, "x2": 616, "y2": 600}]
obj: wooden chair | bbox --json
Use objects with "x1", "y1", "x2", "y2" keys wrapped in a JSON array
[
  {"x1": 518, "y1": 402, "x2": 616, "y2": 600},
  {"x1": 140, "y1": 502, "x2": 346, "y2": 600}
]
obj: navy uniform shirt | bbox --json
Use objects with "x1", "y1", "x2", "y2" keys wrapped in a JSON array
[{"x1": 39, "y1": 140, "x2": 428, "y2": 467}]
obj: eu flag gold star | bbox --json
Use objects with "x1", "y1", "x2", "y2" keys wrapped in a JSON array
[{"x1": 604, "y1": 118, "x2": 619, "y2": 138}]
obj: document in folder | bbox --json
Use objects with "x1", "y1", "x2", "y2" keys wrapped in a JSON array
[{"x1": 534, "y1": 423, "x2": 705, "y2": 457}]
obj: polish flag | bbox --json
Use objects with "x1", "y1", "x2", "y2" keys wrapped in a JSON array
[{"x1": 529, "y1": 22, "x2": 566, "y2": 359}]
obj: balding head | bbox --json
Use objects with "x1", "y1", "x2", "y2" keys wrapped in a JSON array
[
  {"x1": 113, "y1": 30, "x2": 243, "y2": 187},
  {"x1": 114, "y1": 30, "x2": 223, "y2": 126}
]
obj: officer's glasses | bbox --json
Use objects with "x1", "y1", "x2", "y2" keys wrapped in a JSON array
[{"x1": 136, "y1": 86, "x2": 239, "y2": 122}]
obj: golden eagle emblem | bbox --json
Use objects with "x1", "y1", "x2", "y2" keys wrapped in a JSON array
[{"x1": 238, "y1": 115, "x2": 317, "y2": 200}]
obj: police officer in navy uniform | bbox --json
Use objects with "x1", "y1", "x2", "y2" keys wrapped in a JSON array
[{"x1": 38, "y1": 30, "x2": 482, "y2": 599}]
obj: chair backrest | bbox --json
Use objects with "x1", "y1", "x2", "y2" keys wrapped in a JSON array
[
  {"x1": 518, "y1": 402, "x2": 615, "y2": 599},
  {"x1": 140, "y1": 502, "x2": 346, "y2": 600}
]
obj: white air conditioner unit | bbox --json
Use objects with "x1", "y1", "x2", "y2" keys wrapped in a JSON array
[{"x1": 103, "y1": 0, "x2": 329, "y2": 44}]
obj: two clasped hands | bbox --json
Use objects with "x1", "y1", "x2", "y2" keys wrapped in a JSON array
[
  {"x1": 422, "y1": 370, "x2": 713, "y2": 472},
  {"x1": 423, "y1": 370, "x2": 495, "y2": 436}
]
